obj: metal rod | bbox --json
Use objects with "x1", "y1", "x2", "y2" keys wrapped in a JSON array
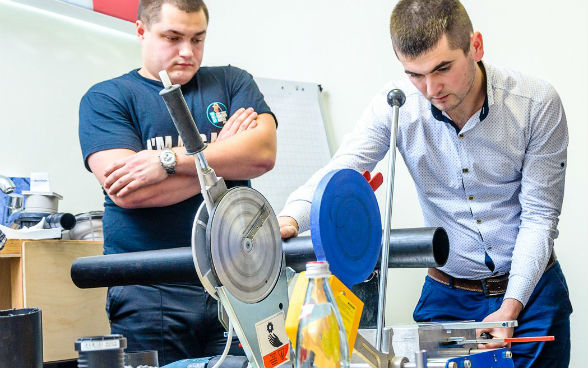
[
  {"x1": 415, "y1": 350, "x2": 427, "y2": 368},
  {"x1": 438, "y1": 320, "x2": 517, "y2": 329},
  {"x1": 194, "y1": 153, "x2": 214, "y2": 213},
  {"x1": 376, "y1": 89, "x2": 406, "y2": 350},
  {"x1": 435, "y1": 349, "x2": 490, "y2": 357},
  {"x1": 404, "y1": 361, "x2": 447, "y2": 368}
]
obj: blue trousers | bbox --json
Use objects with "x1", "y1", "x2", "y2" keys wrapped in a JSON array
[
  {"x1": 106, "y1": 282, "x2": 243, "y2": 366},
  {"x1": 413, "y1": 262, "x2": 572, "y2": 367}
]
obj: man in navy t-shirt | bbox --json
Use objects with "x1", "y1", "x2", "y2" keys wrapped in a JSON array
[{"x1": 78, "y1": 0, "x2": 277, "y2": 364}]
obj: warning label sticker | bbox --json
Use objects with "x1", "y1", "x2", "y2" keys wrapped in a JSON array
[
  {"x1": 255, "y1": 311, "x2": 290, "y2": 368},
  {"x1": 262, "y1": 344, "x2": 289, "y2": 368}
]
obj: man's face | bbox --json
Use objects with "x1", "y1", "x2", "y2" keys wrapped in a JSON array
[
  {"x1": 137, "y1": 3, "x2": 207, "y2": 85},
  {"x1": 398, "y1": 34, "x2": 481, "y2": 114}
]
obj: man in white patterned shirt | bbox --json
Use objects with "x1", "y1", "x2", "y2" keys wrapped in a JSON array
[{"x1": 278, "y1": 0, "x2": 571, "y2": 366}]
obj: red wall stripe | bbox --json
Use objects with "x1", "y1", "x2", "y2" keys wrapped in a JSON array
[{"x1": 93, "y1": 0, "x2": 139, "y2": 23}]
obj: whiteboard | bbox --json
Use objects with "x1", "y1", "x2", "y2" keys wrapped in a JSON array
[{"x1": 251, "y1": 78, "x2": 332, "y2": 211}]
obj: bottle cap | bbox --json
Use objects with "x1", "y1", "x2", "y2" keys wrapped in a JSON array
[{"x1": 305, "y1": 261, "x2": 331, "y2": 278}]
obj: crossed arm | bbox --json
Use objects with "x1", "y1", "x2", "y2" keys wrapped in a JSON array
[{"x1": 87, "y1": 108, "x2": 277, "y2": 209}]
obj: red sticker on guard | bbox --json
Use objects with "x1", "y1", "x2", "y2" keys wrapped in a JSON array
[{"x1": 262, "y1": 344, "x2": 289, "y2": 368}]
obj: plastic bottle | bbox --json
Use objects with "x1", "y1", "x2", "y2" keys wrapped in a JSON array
[{"x1": 295, "y1": 261, "x2": 350, "y2": 368}]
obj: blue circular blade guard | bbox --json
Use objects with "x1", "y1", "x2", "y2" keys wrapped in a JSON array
[{"x1": 310, "y1": 169, "x2": 382, "y2": 287}]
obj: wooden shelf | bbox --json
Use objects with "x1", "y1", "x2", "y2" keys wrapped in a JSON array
[
  {"x1": 0, "y1": 239, "x2": 110, "y2": 362},
  {"x1": 0, "y1": 238, "x2": 24, "y2": 257}
]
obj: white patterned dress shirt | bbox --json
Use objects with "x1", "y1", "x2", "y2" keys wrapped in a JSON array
[{"x1": 279, "y1": 61, "x2": 568, "y2": 306}]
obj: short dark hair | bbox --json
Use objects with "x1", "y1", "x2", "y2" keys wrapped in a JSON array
[
  {"x1": 137, "y1": 0, "x2": 209, "y2": 28},
  {"x1": 389, "y1": 0, "x2": 473, "y2": 58}
]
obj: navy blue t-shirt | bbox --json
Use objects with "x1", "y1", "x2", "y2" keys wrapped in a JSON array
[{"x1": 79, "y1": 66, "x2": 274, "y2": 254}]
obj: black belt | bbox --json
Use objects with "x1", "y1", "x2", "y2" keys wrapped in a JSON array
[{"x1": 428, "y1": 252, "x2": 557, "y2": 297}]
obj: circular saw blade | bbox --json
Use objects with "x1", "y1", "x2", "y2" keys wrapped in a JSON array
[
  {"x1": 208, "y1": 187, "x2": 282, "y2": 303},
  {"x1": 191, "y1": 202, "x2": 221, "y2": 299}
]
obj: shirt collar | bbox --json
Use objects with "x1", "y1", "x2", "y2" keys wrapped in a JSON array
[{"x1": 430, "y1": 61, "x2": 490, "y2": 132}]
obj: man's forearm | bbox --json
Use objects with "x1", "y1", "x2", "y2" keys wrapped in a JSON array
[
  {"x1": 109, "y1": 174, "x2": 201, "y2": 209},
  {"x1": 173, "y1": 113, "x2": 276, "y2": 180},
  {"x1": 504, "y1": 227, "x2": 553, "y2": 307},
  {"x1": 93, "y1": 113, "x2": 277, "y2": 209},
  {"x1": 203, "y1": 113, "x2": 277, "y2": 180}
]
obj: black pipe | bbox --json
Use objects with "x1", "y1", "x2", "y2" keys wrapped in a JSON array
[
  {"x1": 281, "y1": 235, "x2": 316, "y2": 272},
  {"x1": 71, "y1": 247, "x2": 197, "y2": 288},
  {"x1": 0, "y1": 308, "x2": 43, "y2": 368},
  {"x1": 43, "y1": 213, "x2": 76, "y2": 230},
  {"x1": 384, "y1": 227, "x2": 449, "y2": 268},
  {"x1": 71, "y1": 227, "x2": 448, "y2": 289}
]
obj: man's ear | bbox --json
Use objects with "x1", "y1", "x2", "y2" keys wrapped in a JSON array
[
  {"x1": 471, "y1": 31, "x2": 484, "y2": 62},
  {"x1": 136, "y1": 20, "x2": 146, "y2": 41}
]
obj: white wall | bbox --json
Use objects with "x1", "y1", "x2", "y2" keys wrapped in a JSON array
[
  {"x1": 0, "y1": 0, "x2": 140, "y2": 213},
  {"x1": 1, "y1": 0, "x2": 586, "y2": 365}
]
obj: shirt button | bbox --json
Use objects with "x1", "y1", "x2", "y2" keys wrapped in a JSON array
[
  {"x1": 462, "y1": 168, "x2": 469, "y2": 173},
  {"x1": 459, "y1": 133, "x2": 465, "y2": 138},
  {"x1": 476, "y1": 219, "x2": 482, "y2": 224},
  {"x1": 468, "y1": 195, "x2": 475, "y2": 200}
]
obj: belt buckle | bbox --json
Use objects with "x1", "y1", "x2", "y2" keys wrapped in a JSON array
[
  {"x1": 480, "y1": 276, "x2": 505, "y2": 297},
  {"x1": 480, "y1": 279, "x2": 490, "y2": 296}
]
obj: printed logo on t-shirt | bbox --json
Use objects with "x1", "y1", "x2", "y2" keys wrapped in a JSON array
[
  {"x1": 206, "y1": 102, "x2": 228, "y2": 128},
  {"x1": 145, "y1": 133, "x2": 219, "y2": 150}
]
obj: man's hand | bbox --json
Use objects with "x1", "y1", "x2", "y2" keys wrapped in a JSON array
[
  {"x1": 103, "y1": 150, "x2": 167, "y2": 197},
  {"x1": 217, "y1": 107, "x2": 258, "y2": 141},
  {"x1": 477, "y1": 298, "x2": 523, "y2": 349},
  {"x1": 278, "y1": 216, "x2": 299, "y2": 239}
]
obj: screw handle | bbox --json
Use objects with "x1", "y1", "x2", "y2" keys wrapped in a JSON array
[{"x1": 387, "y1": 89, "x2": 406, "y2": 107}]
